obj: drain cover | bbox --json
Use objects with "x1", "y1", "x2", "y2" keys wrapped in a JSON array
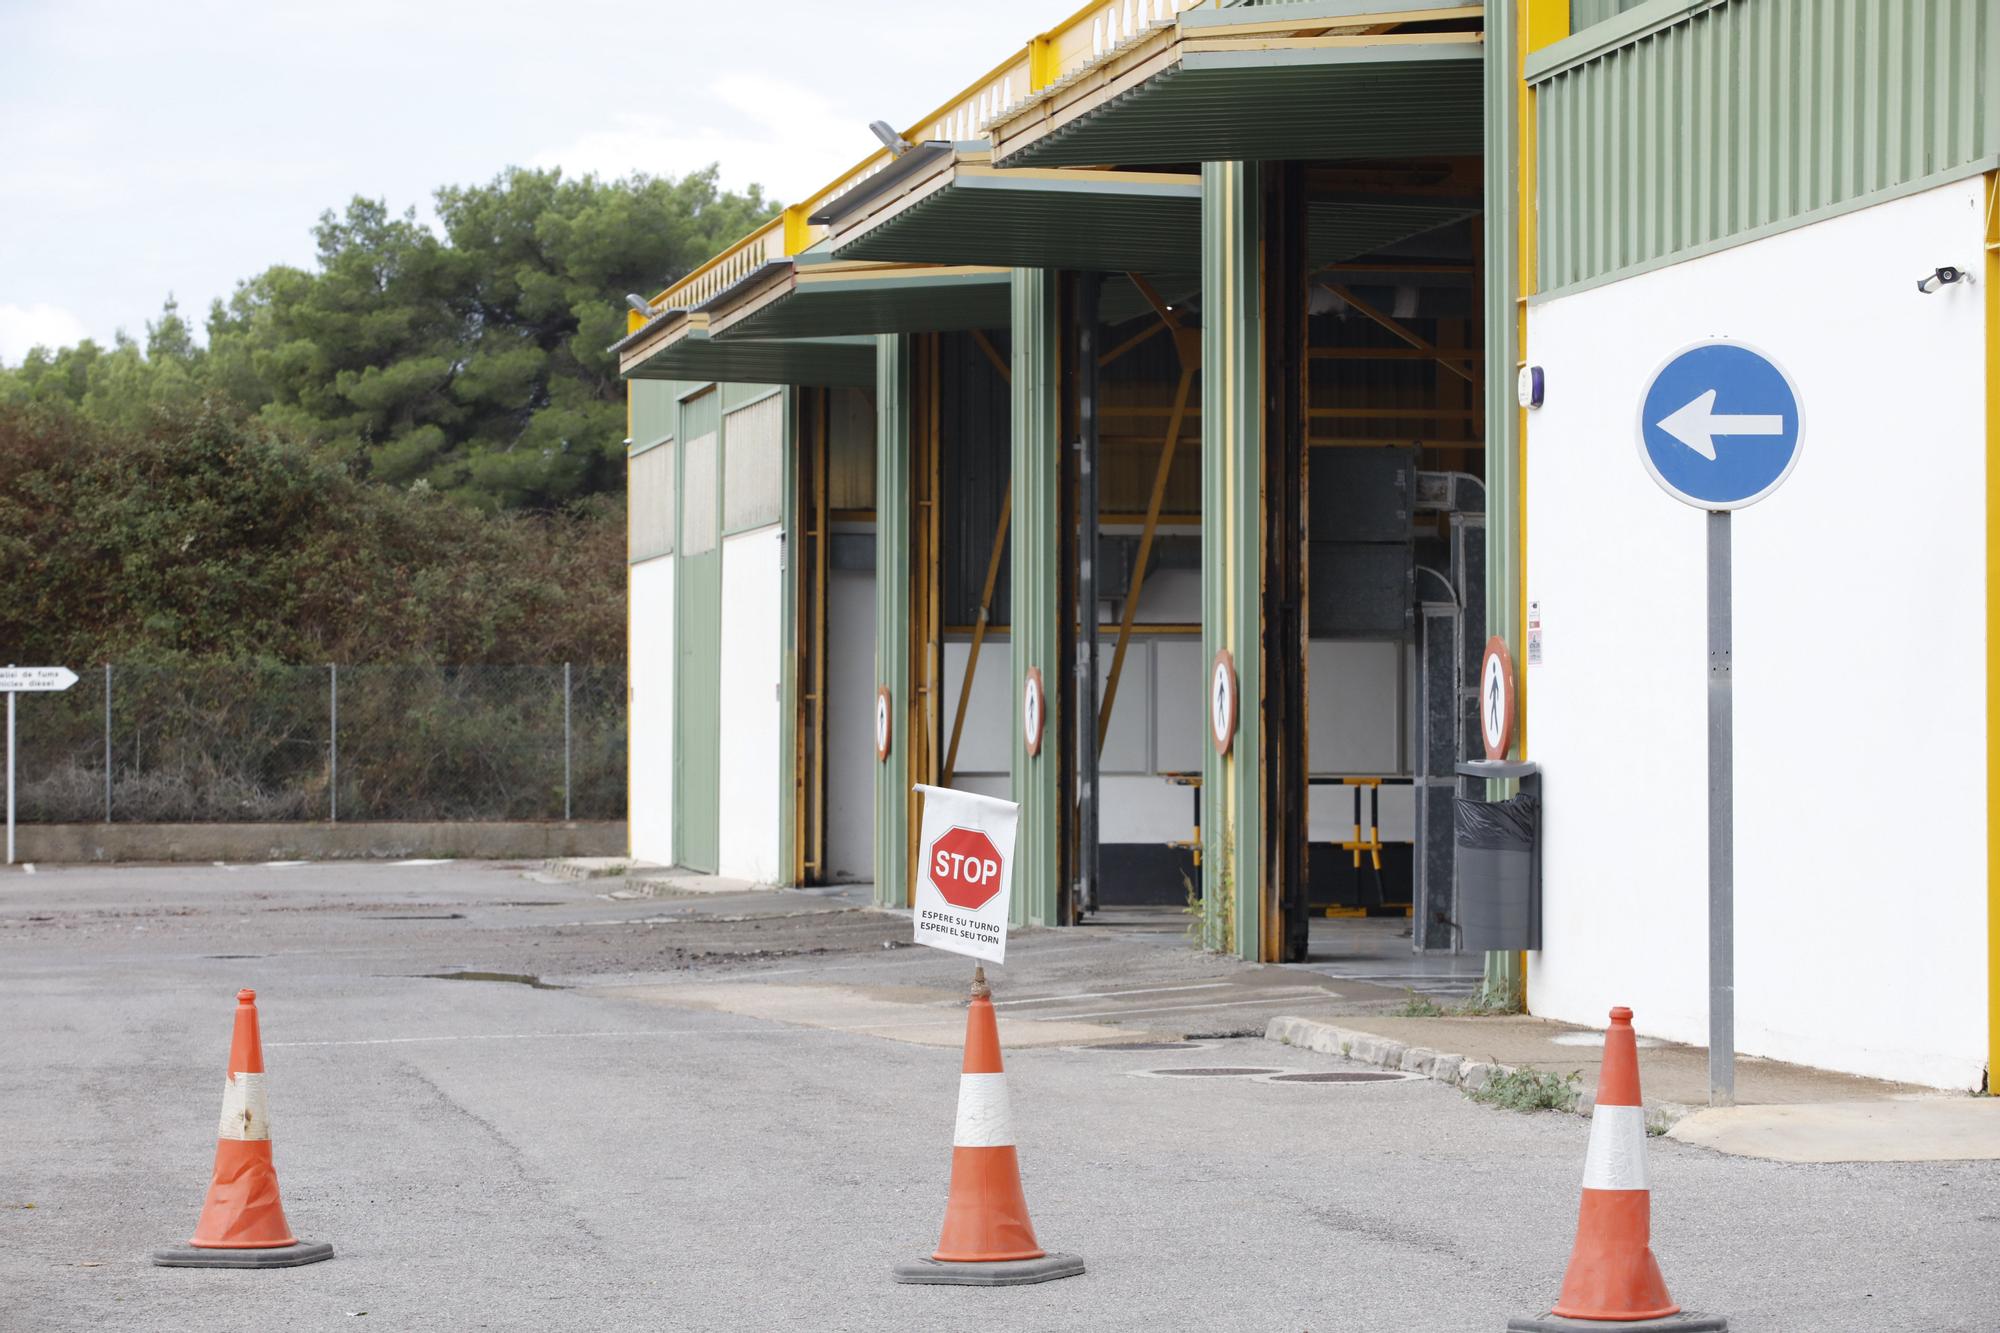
[
  {"x1": 1262, "y1": 1071, "x2": 1414, "y2": 1085},
  {"x1": 1080, "y1": 1041, "x2": 1209, "y2": 1053},
  {"x1": 1141, "y1": 1067, "x2": 1285, "y2": 1078}
]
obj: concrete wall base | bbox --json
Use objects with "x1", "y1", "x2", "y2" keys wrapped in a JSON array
[{"x1": 12, "y1": 821, "x2": 627, "y2": 863}]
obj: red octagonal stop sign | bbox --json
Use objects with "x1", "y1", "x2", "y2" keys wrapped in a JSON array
[{"x1": 927, "y1": 826, "x2": 1004, "y2": 911}]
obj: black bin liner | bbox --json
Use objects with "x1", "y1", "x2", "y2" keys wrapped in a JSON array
[{"x1": 1454, "y1": 793, "x2": 1538, "y2": 951}]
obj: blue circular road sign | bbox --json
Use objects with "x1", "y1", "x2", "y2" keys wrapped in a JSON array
[{"x1": 1638, "y1": 340, "x2": 1803, "y2": 510}]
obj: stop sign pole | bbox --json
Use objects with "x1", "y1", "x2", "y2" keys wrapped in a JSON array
[{"x1": 2, "y1": 666, "x2": 81, "y2": 864}]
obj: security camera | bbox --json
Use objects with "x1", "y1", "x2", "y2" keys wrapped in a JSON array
[
  {"x1": 625, "y1": 293, "x2": 657, "y2": 316},
  {"x1": 1916, "y1": 266, "x2": 1967, "y2": 294}
]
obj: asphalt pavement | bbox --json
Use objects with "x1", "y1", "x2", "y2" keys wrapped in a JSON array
[{"x1": 2, "y1": 861, "x2": 1994, "y2": 1331}]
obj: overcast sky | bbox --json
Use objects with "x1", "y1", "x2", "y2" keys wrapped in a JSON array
[{"x1": 0, "y1": 0, "x2": 1032, "y2": 364}]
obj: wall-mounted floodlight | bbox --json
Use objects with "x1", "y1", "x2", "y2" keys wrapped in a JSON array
[
  {"x1": 625, "y1": 293, "x2": 658, "y2": 317},
  {"x1": 869, "y1": 120, "x2": 914, "y2": 158}
]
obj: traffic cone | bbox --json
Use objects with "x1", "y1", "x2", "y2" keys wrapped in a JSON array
[
  {"x1": 152, "y1": 990, "x2": 333, "y2": 1268},
  {"x1": 892, "y1": 966, "x2": 1083, "y2": 1286},
  {"x1": 1507, "y1": 1007, "x2": 1725, "y2": 1331}
]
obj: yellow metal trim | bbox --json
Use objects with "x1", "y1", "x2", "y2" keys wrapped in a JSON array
[
  {"x1": 782, "y1": 205, "x2": 811, "y2": 256},
  {"x1": 1986, "y1": 168, "x2": 1999, "y2": 1092}
]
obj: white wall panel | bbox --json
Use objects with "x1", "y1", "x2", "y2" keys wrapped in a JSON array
[
  {"x1": 1309, "y1": 640, "x2": 1403, "y2": 774},
  {"x1": 1524, "y1": 177, "x2": 1989, "y2": 1088},
  {"x1": 717, "y1": 528, "x2": 784, "y2": 884},
  {"x1": 941, "y1": 637, "x2": 1013, "y2": 776},
  {"x1": 1153, "y1": 638, "x2": 1206, "y2": 773},
  {"x1": 629, "y1": 556, "x2": 675, "y2": 865}
]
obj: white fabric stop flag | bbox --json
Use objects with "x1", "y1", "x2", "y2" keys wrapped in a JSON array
[{"x1": 911, "y1": 784, "x2": 1019, "y2": 964}]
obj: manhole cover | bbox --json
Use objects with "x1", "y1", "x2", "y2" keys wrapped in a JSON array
[
  {"x1": 1138, "y1": 1066, "x2": 1286, "y2": 1078},
  {"x1": 1261, "y1": 1070, "x2": 1416, "y2": 1085},
  {"x1": 1075, "y1": 1041, "x2": 1210, "y2": 1053}
]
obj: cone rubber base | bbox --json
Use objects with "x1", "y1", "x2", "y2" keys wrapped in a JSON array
[
  {"x1": 1507, "y1": 1313, "x2": 1727, "y2": 1331},
  {"x1": 893, "y1": 1252, "x2": 1084, "y2": 1286},
  {"x1": 153, "y1": 1240, "x2": 333, "y2": 1269}
]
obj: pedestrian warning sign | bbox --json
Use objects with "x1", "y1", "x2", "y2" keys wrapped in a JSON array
[{"x1": 912, "y1": 784, "x2": 1018, "y2": 964}]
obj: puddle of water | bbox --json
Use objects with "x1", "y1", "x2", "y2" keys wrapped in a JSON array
[
  {"x1": 1262, "y1": 1071, "x2": 1417, "y2": 1085},
  {"x1": 1139, "y1": 1067, "x2": 1286, "y2": 1078},
  {"x1": 423, "y1": 971, "x2": 566, "y2": 990},
  {"x1": 365, "y1": 914, "x2": 466, "y2": 921},
  {"x1": 1070, "y1": 1041, "x2": 1211, "y2": 1053},
  {"x1": 1550, "y1": 1032, "x2": 1663, "y2": 1048}
]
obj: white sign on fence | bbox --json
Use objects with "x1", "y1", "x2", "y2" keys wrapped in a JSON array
[
  {"x1": 911, "y1": 784, "x2": 1019, "y2": 964},
  {"x1": 0, "y1": 667, "x2": 78, "y2": 692},
  {"x1": 6, "y1": 665, "x2": 78, "y2": 866}
]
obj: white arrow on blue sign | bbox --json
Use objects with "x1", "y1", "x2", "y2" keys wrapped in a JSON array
[{"x1": 1638, "y1": 340, "x2": 1803, "y2": 510}]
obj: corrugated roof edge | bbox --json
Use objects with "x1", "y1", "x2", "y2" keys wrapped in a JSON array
[{"x1": 1524, "y1": 0, "x2": 1728, "y2": 84}]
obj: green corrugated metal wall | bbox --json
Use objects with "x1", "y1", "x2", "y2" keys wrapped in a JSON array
[
  {"x1": 873, "y1": 335, "x2": 913, "y2": 909},
  {"x1": 1533, "y1": 0, "x2": 2000, "y2": 295},
  {"x1": 1200, "y1": 161, "x2": 1264, "y2": 961},
  {"x1": 1010, "y1": 270, "x2": 1063, "y2": 928},
  {"x1": 1571, "y1": 0, "x2": 1651, "y2": 30}
]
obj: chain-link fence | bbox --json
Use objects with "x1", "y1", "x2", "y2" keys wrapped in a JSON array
[{"x1": 11, "y1": 664, "x2": 625, "y2": 823}]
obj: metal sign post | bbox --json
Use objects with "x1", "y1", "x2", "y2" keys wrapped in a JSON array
[
  {"x1": 1, "y1": 666, "x2": 80, "y2": 865},
  {"x1": 1705, "y1": 512, "x2": 1734, "y2": 1104},
  {"x1": 1639, "y1": 340, "x2": 1802, "y2": 1106}
]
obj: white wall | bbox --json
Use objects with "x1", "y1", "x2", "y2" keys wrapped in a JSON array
[
  {"x1": 825, "y1": 568, "x2": 876, "y2": 882},
  {"x1": 717, "y1": 528, "x2": 784, "y2": 884},
  {"x1": 629, "y1": 556, "x2": 676, "y2": 865},
  {"x1": 1524, "y1": 177, "x2": 1990, "y2": 1088}
]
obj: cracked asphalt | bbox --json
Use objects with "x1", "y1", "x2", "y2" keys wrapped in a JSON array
[{"x1": 2, "y1": 860, "x2": 1994, "y2": 1331}]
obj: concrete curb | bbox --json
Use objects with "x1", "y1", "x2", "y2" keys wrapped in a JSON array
[{"x1": 1263, "y1": 1015, "x2": 1695, "y2": 1130}]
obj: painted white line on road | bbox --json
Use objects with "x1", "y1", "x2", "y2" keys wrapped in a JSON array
[{"x1": 994, "y1": 982, "x2": 1232, "y2": 1007}]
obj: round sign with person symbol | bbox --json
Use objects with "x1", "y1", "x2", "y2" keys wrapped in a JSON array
[{"x1": 1479, "y1": 636, "x2": 1514, "y2": 761}]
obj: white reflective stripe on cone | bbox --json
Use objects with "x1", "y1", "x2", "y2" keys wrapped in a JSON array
[
  {"x1": 1580, "y1": 1104, "x2": 1649, "y2": 1191},
  {"x1": 216, "y1": 1071, "x2": 271, "y2": 1142},
  {"x1": 953, "y1": 1072, "x2": 1014, "y2": 1148}
]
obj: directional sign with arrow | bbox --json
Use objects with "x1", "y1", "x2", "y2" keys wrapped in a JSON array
[
  {"x1": 0, "y1": 666, "x2": 78, "y2": 692},
  {"x1": 1639, "y1": 340, "x2": 1803, "y2": 510}
]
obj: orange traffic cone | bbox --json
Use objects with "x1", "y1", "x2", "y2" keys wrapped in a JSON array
[
  {"x1": 893, "y1": 966, "x2": 1082, "y2": 1286},
  {"x1": 152, "y1": 990, "x2": 333, "y2": 1268},
  {"x1": 1508, "y1": 1007, "x2": 1724, "y2": 1331}
]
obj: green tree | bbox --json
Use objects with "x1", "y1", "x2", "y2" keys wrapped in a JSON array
[{"x1": 2, "y1": 164, "x2": 776, "y2": 510}]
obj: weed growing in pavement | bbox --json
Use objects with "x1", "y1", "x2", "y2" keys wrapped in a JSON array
[
  {"x1": 1467, "y1": 1067, "x2": 1582, "y2": 1113},
  {"x1": 1455, "y1": 987, "x2": 1519, "y2": 1017},
  {"x1": 1388, "y1": 989, "x2": 1448, "y2": 1017},
  {"x1": 1386, "y1": 988, "x2": 1516, "y2": 1019},
  {"x1": 1182, "y1": 829, "x2": 1236, "y2": 952}
]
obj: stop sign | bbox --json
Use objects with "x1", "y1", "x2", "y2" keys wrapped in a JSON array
[{"x1": 927, "y1": 826, "x2": 1004, "y2": 911}]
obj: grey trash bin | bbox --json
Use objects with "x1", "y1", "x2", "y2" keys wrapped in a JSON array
[{"x1": 1453, "y1": 759, "x2": 1541, "y2": 951}]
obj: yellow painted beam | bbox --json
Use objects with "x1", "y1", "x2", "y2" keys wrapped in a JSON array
[{"x1": 1985, "y1": 168, "x2": 1999, "y2": 1092}]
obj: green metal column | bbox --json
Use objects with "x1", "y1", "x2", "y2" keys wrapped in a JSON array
[
  {"x1": 874, "y1": 335, "x2": 912, "y2": 909},
  {"x1": 777, "y1": 386, "x2": 799, "y2": 889},
  {"x1": 1010, "y1": 270, "x2": 1062, "y2": 928},
  {"x1": 1200, "y1": 162, "x2": 1263, "y2": 961}
]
